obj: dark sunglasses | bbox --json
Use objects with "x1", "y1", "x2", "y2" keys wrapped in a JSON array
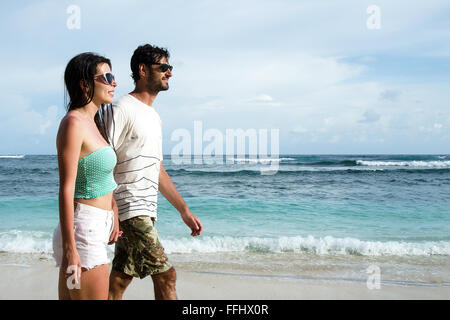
[
  {"x1": 153, "y1": 63, "x2": 173, "y2": 72},
  {"x1": 94, "y1": 72, "x2": 116, "y2": 85}
]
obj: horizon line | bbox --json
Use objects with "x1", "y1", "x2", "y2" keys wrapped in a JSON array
[{"x1": 2, "y1": 153, "x2": 449, "y2": 157}]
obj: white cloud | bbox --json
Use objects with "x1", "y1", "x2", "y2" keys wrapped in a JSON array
[
  {"x1": 0, "y1": 64, "x2": 64, "y2": 95},
  {"x1": 359, "y1": 56, "x2": 377, "y2": 63},
  {"x1": 329, "y1": 135, "x2": 341, "y2": 143},
  {"x1": 171, "y1": 50, "x2": 366, "y2": 104},
  {"x1": 250, "y1": 94, "x2": 273, "y2": 102},
  {"x1": 244, "y1": 94, "x2": 281, "y2": 107},
  {"x1": 291, "y1": 126, "x2": 308, "y2": 134},
  {"x1": 379, "y1": 89, "x2": 401, "y2": 102},
  {"x1": 1, "y1": 0, "x2": 450, "y2": 153},
  {"x1": 359, "y1": 110, "x2": 381, "y2": 123},
  {"x1": 0, "y1": 103, "x2": 60, "y2": 137}
]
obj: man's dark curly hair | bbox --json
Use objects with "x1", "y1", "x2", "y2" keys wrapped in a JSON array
[{"x1": 130, "y1": 44, "x2": 170, "y2": 83}]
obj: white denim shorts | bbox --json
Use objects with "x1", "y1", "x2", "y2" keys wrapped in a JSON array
[{"x1": 53, "y1": 202, "x2": 114, "y2": 270}]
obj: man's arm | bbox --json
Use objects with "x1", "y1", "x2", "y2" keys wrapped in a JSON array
[{"x1": 158, "y1": 161, "x2": 203, "y2": 236}]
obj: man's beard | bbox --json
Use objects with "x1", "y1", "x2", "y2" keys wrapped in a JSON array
[{"x1": 146, "y1": 76, "x2": 169, "y2": 93}]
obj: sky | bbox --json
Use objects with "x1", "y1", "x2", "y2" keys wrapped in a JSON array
[{"x1": 0, "y1": 0, "x2": 449, "y2": 155}]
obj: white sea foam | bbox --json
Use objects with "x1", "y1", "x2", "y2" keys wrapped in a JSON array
[
  {"x1": 164, "y1": 235, "x2": 450, "y2": 256},
  {"x1": 0, "y1": 155, "x2": 25, "y2": 159},
  {"x1": 172, "y1": 167, "x2": 385, "y2": 173},
  {"x1": 232, "y1": 158, "x2": 292, "y2": 164},
  {"x1": 0, "y1": 230, "x2": 52, "y2": 253},
  {"x1": 1, "y1": 231, "x2": 449, "y2": 257},
  {"x1": 357, "y1": 160, "x2": 450, "y2": 168}
]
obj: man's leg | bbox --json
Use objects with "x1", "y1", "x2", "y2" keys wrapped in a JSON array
[
  {"x1": 111, "y1": 216, "x2": 174, "y2": 299},
  {"x1": 108, "y1": 269, "x2": 133, "y2": 300},
  {"x1": 151, "y1": 266, "x2": 177, "y2": 300}
]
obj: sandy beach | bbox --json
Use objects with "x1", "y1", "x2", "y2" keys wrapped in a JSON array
[{"x1": 0, "y1": 254, "x2": 448, "y2": 300}]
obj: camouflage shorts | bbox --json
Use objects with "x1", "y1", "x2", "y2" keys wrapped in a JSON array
[{"x1": 112, "y1": 216, "x2": 172, "y2": 279}]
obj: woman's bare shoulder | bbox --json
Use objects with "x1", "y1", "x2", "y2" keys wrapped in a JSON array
[{"x1": 57, "y1": 111, "x2": 86, "y2": 147}]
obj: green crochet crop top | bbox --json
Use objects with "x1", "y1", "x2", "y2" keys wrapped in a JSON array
[{"x1": 74, "y1": 146, "x2": 118, "y2": 199}]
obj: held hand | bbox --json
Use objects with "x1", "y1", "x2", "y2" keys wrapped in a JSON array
[
  {"x1": 108, "y1": 217, "x2": 123, "y2": 245},
  {"x1": 180, "y1": 209, "x2": 204, "y2": 237}
]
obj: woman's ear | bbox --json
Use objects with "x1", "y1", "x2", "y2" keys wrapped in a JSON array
[{"x1": 80, "y1": 79, "x2": 89, "y2": 93}]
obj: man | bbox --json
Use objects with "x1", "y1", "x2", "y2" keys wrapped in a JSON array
[{"x1": 106, "y1": 44, "x2": 203, "y2": 300}]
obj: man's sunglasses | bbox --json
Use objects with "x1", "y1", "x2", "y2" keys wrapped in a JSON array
[
  {"x1": 153, "y1": 63, "x2": 173, "y2": 72},
  {"x1": 94, "y1": 72, "x2": 116, "y2": 85}
]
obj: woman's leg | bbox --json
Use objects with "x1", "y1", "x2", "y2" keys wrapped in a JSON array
[{"x1": 68, "y1": 264, "x2": 110, "y2": 300}]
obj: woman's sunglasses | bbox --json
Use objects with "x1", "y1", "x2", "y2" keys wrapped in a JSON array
[
  {"x1": 153, "y1": 63, "x2": 173, "y2": 72},
  {"x1": 94, "y1": 72, "x2": 116, "y2": 85}
]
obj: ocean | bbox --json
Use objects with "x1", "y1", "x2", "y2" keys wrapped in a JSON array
[{"x1": 1, "y1": 154, "x2": 449, "y2": 286}]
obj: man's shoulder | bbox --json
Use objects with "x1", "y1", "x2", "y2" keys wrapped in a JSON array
[
  {"x1": 113, "y1": 94, "x2": 133, "y2": 109},
  {"x1": 112, "y1": 94, "x2": 139, "y2": 120}
]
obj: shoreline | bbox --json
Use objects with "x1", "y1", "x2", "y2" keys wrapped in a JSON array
[
  {"x1": 191, "y1": 270, "x2": 450, "y2": 288},
  {"x1": 0, "y1": 256, "x2": 449, "y2": 300}
]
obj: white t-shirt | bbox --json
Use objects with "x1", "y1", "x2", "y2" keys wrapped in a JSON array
[{"x1": 106, "y1": 94, "x2": 163, "y2": 221}]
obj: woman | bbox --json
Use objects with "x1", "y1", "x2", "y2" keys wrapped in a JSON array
[{"x1": 52, "y1": 52, "x2": 121, "y2": 300}]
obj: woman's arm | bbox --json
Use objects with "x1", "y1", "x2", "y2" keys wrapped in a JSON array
[{"x1": 56, "y1": 115, "x2": 84, "y2": 270}]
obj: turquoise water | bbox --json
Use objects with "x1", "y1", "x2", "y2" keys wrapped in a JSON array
[
  {"x1": 1, "y1": 154, "x2": 449, "y2": 284},
  {"x1": 1, "y1": 154, "x2": 449, "y2": 258}
]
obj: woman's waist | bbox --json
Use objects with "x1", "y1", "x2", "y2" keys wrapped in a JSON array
[{"x1": 74, "y1": 193, "x2": 114, "y2": 212}]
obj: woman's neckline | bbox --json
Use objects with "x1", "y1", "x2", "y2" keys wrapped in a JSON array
[{"x1": 78, "y1": 145, "x2": 111, "y2": 162}]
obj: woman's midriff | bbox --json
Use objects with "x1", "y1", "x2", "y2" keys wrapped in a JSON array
[{"x1": 75, "y1": 191, "x2": 113, "y2": 211}]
